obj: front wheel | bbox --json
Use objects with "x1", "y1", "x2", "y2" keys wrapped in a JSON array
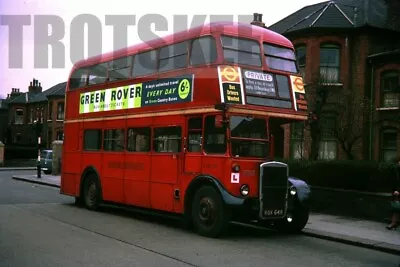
[
  {"x1": 275, "y1": 204, "x2": 309, "y2": 234},
  {"x1": 191, "y1": 186, "x2": 230, "y2": 238}
]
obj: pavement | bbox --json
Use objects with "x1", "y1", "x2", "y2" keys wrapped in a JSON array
[
  {"x1": 0, "y1": 166, "x2": 37, "y2": 171},
  {"x1": 11, "y1": 172, "x2": 400, "y2": 256}
]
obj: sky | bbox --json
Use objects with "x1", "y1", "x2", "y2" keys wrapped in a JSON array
[{"x1": 0, "y1": 0, "x2": 322, "y2": 97}]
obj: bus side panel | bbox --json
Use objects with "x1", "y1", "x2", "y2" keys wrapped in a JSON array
[
  {"x1": 101, "y1": 153, "x2": 124, "y2": 203},
  {"x1": 61, "y1": 121, "x2": 81, "y2": 196},
  {"x1": 149, "y1": 116, "x2": 181, "y2": 213},
  {"x1": 201, "y1": 156, "x2": 229, "y2": 191},
  {"x1": 124, "y1": 117, "x2": 152, "y2": 208},
  {"x1": 124, "y1": 153, "x2": 151, "y2": 208},
  {"x1": 100, "y1": 119, "x2": 125, "y2": 203}
]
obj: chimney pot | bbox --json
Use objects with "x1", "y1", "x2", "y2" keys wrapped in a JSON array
[
  {"x1": 258, "y1": 14, "x2": 263, "y2": 22},
  {"x1": 253, "y1": 13, "x2": 258, "y2": 21},
  {"x1": 30, "y1": 82, "x2": 32, "y2": 86}
]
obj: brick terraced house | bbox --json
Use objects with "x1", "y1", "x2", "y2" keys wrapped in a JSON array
[
  {"x1": 267, "y1": 0, "x2": 400, "y2": 161},
  {"x1": 3, "y1": 78, "x2": 66, "y2": 150}
]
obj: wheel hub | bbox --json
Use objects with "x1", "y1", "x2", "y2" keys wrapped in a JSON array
[
  {"x1": 86, "y1": 182, "x2": 96, "y2": 204},
  {"x1": 198, "y1": 197, "x2": 216, "y2": 225}
]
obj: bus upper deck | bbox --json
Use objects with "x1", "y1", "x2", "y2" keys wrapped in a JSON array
[{"x1": 66, "y1": 22, "x2": 308, "y2": 123}]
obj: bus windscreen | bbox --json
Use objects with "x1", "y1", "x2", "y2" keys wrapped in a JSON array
[{"x1": 229, "y1": 116, "x2": 268, "y2": 158}]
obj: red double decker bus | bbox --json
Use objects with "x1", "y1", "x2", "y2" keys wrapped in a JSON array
[{"x1": 60, "y1": 21, "x2": 311, "y2": 237}]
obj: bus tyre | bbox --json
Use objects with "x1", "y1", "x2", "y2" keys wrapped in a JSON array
[
  {"x1": 191, "y1": 186, "x2": 229, "y2": 238},
  {"x1": 83, "y1": 174, "x2": 101, "y2": 211},
  {"x1": 275, "y1": 204, "x2": 309, "y2": 234},
  {"x1": 74, "y1": 196, "x2": 84, "y2": 207}
]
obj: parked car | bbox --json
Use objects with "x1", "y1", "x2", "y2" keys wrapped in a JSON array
[{"x1": 38, "y1": 150, "x2": 53, "y2": 175}]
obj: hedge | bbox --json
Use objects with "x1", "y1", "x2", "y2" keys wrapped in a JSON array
[
  {"x1": 4, "y1": 145, "x2": 38, "y2": 160},
  {"x1": 282, "y1": 160, "x2": 398, "y2": 193}
]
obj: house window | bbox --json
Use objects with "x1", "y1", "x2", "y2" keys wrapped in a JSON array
[
  {"x1": 380, "y1": 71, "x2": 400, "y2": 108},
  {"x1": 295, "y1": 45, "x2": 306, "y2": 80},
  {"x1": 48, "y1": 130, "x2": 52, "y2": 145},
  {"x1": 290, "y1": 121, "x2": 305, "y2": 159},
  {"x1": 319, "y1": 44, "x2": 340, "y2": 83},
  {"x1": 380, "y1": 128, "x2": 398, "y2": 162},
  {"x1": 48, "y1": 102, "x2": 53, "y2": 121},
  {"x1": 56, "y1": 130, "x2": 64, "y2": 140},
  {"x1": 15, "y1": 109, "x2": 24, "y2": 124},
  {"x1": 57, "y1": 103, "x2": 64, "y2": 120},
  {"x1": 318, "y1": 114, "x2": 337, "y2": 160},
  {"x1": 30, "y1": 108, "x2": 33, "y2": 123}
]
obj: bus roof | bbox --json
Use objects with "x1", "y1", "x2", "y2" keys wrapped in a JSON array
[{"x1": 71, "y1": 21, "x2": 293, "y2": 71}]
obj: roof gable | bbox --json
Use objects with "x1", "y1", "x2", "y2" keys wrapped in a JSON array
[{"x1": 269, "y1": 0, "x2": 400, "y2": 34}]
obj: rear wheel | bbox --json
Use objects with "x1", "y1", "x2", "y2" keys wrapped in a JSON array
[
  {"x1": 74, "y1": 196, "x2": 84, "y2": 206},
  {"x1": 191, "y1": 186, "x2": 229, "y2": 238},
  {"x1": 83, "y1": 174, "x2": 101, "y2": 211}
]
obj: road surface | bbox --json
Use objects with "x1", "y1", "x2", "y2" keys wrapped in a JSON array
[{"x1": 1, "y1": 170, "x2": 399, "y2": 267}]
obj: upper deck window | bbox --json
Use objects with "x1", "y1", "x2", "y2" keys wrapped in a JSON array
[
  {"x1": 264, "y1": 44, "x2": 298, "y2": 73},
  {"x1": 88, "y1": 63, "x2": 108, "y2": 85},
  {"x1": 159, "y1": 41, "x2": 188, "y2": 72},
  {"x1": 190, "y1": 36, "x2": 217, "y2": 65},
  {"x1": 109, "y1": 56, "x2": 133, "y2": 81},
  {"x1": 132, "y1": 49, "x2": 157, "y2": 77},
  {"x1": 221, "y1": 36, "x2": 261, "y2": 67},
  {"x1": 69, "y1": 68, "x2": 88, "y2": 90}
]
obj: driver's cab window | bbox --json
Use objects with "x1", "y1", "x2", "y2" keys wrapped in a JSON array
[{"x1": 204, "y1": 115, "x2": 226, "y2": 154}]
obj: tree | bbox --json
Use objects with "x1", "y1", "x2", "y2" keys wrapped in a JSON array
[
  {"x1": 330, "y1": 90, "x2": 371, "y2": 160},
  {"x1": 303, "y1": 70, "x2": 372, "y2": 160},
  {"x1": 305, "y1": 83, "x2": 329, "y2": 160}
]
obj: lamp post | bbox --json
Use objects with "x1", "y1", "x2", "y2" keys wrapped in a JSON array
[{"x1": 34, "y1": 120, "x2": 42, "y2": 178}]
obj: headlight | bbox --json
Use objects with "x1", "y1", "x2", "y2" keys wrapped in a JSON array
[
  {"x1": 240, "y1": 184, "x2": 249, "y2": 196},
  {"x1": 289, "y1": 186, "x2": 297, "y2": 196}
]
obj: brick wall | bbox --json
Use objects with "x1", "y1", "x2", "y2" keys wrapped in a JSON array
[
  {"x1": 284, "y1": 32, "x2": 376, "y2": 160},
  {"x1": 48, "y1": 98, "x2": 65, "y2": 148}
]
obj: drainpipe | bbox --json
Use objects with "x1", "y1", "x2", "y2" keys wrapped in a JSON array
[{"x1": 369, "y1": 59, "x2": 374, "y2": 160}]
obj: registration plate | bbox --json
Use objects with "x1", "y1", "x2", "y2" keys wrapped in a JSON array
[{"x1": 264, "y1": 209, "x2": 284, "y2": 216}]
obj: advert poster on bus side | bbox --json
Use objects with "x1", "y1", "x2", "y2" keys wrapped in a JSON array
[
  {"x1": 79, "y1": 74, "x2": 194, "y2": 114},
  {"x1": 290, "y1": 75, "x2": 307, "y2": 111},
  {"x1": 217, "y1": 65, "x2": 245, "y2": 105},
  {"x1": 242, "y1": 69, "x2": 276, "y2": 97}
]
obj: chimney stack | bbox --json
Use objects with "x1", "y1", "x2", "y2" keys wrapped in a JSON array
[{"x1": 251, "y1": 13, "x2": 266, "y2": 28}]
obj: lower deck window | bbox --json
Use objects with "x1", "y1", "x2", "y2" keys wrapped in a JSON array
[{"x1": 153, "y1": 127, "x2": 181, "y2": 153}]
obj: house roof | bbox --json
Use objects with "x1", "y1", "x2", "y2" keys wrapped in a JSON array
[
  {"x1": 0, "y1": 99, "x2": 8, "y2": 110},
  {"x1": 5, "y1": 81, "x2": 66, "y2": 105},
  {"x1": 269, "y1": 0, "x2": 400, "y2": 34},
  {"x1": 30, "y1": 82, "x2": 66, "y2": 103},
  {"x1": 7, "y1": 92, "x2": 37, "y2": 104}
]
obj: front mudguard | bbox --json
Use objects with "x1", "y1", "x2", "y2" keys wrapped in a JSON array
[{"x1": 288, "y1": 176, "x2": 311, "y2": 206}]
